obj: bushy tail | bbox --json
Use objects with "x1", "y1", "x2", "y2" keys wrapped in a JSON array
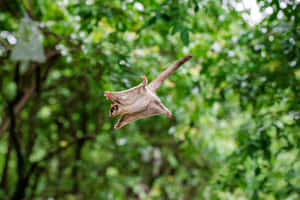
[{"x1": 148, "y1": 55, "x2": 193, "y2": 92}]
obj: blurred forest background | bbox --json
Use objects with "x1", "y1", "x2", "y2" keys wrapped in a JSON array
[{"x1": 0, "y1": 0, "x2": 299, "y2": 199}]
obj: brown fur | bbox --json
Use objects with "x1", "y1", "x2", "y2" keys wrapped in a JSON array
[{"x1": 104, "y1": 55, "x2": 193, "y2": 129}]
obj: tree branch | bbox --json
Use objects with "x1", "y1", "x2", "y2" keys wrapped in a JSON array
[
  {"x1": 0, "y1": 52, "x2": 59, "y2": 139},
  {"x1": 10, "y1": 63, "x2": 27, "y2": 200},
  {"x1": 0, "y1": 136, "x2": 12, "y2": 192},
  {"x1": 36, "y1": 135, "x2": 95, "y2": 165},
  {"x1": 0, "y1": 84, "x2": 35, "y2": 138}
]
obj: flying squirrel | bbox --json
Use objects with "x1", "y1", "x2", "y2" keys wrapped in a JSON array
[{"x1": 104, "y1": 54, "x2": 193, "y2": 129}]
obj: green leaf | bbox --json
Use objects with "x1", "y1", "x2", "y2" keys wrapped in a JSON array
[
  {"x1": 171, "y1": 24, "x2": 182, "y2": 35},
  {"x1": 167, "y1": 154, "x2": 178, "y2": 167},
  {"x1": 180, "y1": 30, "x2": 189, "y2": 45},
  {"x1": 4, "y1": 82, "x2": 17, "y2": 100},
  {"x1": 137, "y1": 16, "x2": 157, "y2": 33},
  {"x1": 193, "y1": 0, "x2": 199, "y2": 12}
]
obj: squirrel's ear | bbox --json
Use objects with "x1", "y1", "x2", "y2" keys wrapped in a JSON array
[{"x1": 110, "y1": 104, "x2": 113, "y2": 107}]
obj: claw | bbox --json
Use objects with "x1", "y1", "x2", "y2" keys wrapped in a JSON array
[
  {"x1": 104, "y1": 91, "x2": 111, "y2": 100},
  {"x1": 114, "y1": 125, "x2": 120, "y2": 129},
  {"x1": 141, "y1": 75, "x2": 147, "y2": 85}
]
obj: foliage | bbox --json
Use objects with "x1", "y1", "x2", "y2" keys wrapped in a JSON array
[{"x1": 0, "y1": 0, "x2": 299, "y2": 199}]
